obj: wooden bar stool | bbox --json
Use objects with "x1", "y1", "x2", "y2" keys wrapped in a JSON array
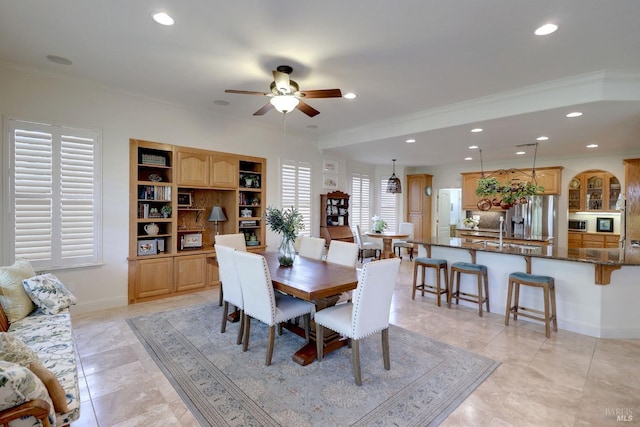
[
  {"x1": 412, "y1": 257, "x2": 449, "y2": 306},
  {"x1": 449, "y1": 262, "x2": 490, "y2": 316},
  {"x1": 505, "y1": 272, "x2": 557, "y2": 338}
]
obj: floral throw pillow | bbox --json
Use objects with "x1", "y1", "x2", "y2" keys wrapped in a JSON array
[
  {"x1": 0, "y1": 360, "x2": 56, "y2": 426},
  {"x1": 0, "y1": 332, "x2": 40, "y2": 366},
  {"x1": 22, "y1": 274, "x2": 78, "y2": 315}
]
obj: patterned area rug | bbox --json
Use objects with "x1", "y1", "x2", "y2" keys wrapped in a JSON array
[{"x1": 127, "y1": 303, "x2": 499, "y2": 426}]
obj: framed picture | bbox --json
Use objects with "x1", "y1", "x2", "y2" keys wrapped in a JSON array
[
  {"x1": 137, "y1": 239, "x2": 158, "y2": 256},
  {"x1": 183, "y1": 233, "x2": 203, "y2": 248},
  {"x1": 323, "y1": 174, "x2": 338, "y2": 190},
  {"x1": 177, "y1": 192, "x2": 192, "y2": 207},
  {"x1": 596, "y1": 217, "x2": 614, "y2": 233},
  {"x1": 323, "y1": 159, "x2": 338, "y2": 174}
]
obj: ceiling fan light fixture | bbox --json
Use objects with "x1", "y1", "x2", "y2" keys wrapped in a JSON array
[
  {"x1": 386, "y1": 159, "x2": 402, "y2": 194},
  {"x1": 270, "y1": 95, "x2": 299, "y2": 113}
]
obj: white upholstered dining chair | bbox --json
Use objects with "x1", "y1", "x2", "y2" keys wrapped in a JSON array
[
  {"x1": 325, "y1": 240, "x2": 359, "y2": 267},
  {"x1": 233, "y1": 250, "x2": 315, "y2": 366},
  {"x1": 393, "y1": 222, "x2": 415, "y2": 260},
  {"x1": 355, "y1": 225, "x2": 381, "y2": 262},
  {"x1": 297, "y1": 236, "x2": 326, "y2": 260},
  {"x1": 215, "y1": 233, "x2": 247, "y2": 305},
  {"x1": 314, "y1": 257, "x2": 401, "y2": 385},
  {"x1": 214, "y1": 244, "x2": 244, "y2": 345}
]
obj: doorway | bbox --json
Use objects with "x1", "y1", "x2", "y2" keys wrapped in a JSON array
[{"x1": 437, "y1": 188, "x2": 462, "y2": 237}]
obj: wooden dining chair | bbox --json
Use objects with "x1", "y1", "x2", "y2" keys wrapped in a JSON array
[
  {"x1": 314, "y1": 257, "x2": 401, "y2": 385},
  {"x1": 215, "y1": 234, "x2": 247, "y2": 305},
  {"x1": 233, "y1": 251, "x2": 314, "y2": 366},
  {"x1": 214, "y1": 244, "x2": 244, "y2": 345},
  {"x1": 297, "y1": 236, "x2": 326, "y2": 260}
]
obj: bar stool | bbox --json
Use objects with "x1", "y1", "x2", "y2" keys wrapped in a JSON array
[
  {"x1": 505, "y1": 272, "x2": 557, "y2": 338},
  {"x1": 449, "y1": 262, "x2": 490, "y2": 317},
  {"x1": 412, "y1": 257, "x2": 449, "y2": 306}
]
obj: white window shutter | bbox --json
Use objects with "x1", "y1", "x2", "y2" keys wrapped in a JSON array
[{"x1": 281, "y1": 160, "x2": 312, "y2": 237}]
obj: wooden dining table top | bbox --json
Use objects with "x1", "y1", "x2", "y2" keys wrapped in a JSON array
[{"x1": 261, "y1": 252, "x2": 359, "y2": 301}]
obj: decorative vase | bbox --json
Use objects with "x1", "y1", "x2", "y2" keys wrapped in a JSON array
[{"x1": 278, "y1": 235, "x2": 296, "y2": 267}]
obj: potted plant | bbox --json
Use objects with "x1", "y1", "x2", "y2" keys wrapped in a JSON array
[
  {"x1": 371, "y1": 215, "x2": 388, "y2": 233},
  {"x1": 161, "y1": 205, "x2": 172, "y2": 218},
  {"x1": 475, "y1": 176, "x2": 501, "y2": 198},
  {"x1": 265, "y1": 206, "x2": 305, "y2": 266}
]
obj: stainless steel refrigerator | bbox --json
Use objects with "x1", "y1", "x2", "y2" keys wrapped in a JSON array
[{"x1": 505, "y1": 195, "x2": 557, "y2": 240}]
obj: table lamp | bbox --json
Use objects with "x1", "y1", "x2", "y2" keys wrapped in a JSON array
[{"x1": 208, "y1": 206, "x2": 227, "y2": 235}]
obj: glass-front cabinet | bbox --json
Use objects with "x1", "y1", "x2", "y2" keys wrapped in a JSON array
[{"x1": 569, "y1": 170, "x2": 620, "y2": 212}]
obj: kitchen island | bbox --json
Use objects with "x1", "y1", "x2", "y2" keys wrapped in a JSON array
[{"x1": 409, "y1": 236, "x2": 640, "y2": 338}]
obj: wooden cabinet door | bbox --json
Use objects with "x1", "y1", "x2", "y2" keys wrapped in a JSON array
[
  {"x1": 407, "y1": 174, "x2": 432, "y2": 241},
  {"x1": 567, "y1": 231, "x2": 582, "y2": 249},
  {"x1": 176, "y1": 150, "x2": 208, "y2": 186},
  {"x1": 133, "y1": 258, "x2": 173, "y2": 300},
  {"x1": 605, "y1": 235, "x2": 620, "y2": 248},
  {"x1": 461, "y1": 172, "x2": 483, "y2": 210},
  {"x1": 582, "y1": 233, "x2": 605, "y2": 248},
  {"x1": 624, "y1": 158, "x2": 640, "y2": 241},
  {"x1": 175, "y1": 254, "x2": 206, "y2": 292},
  {"x1": 209, "y1": 154, "x2": 237, "y2": 188},
  {"x1": 535, "y1": 167, "x2": 562, "y2": 195}
]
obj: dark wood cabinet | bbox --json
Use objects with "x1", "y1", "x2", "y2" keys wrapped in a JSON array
[{"x1": 320, "y1": 191, "x2": 353, "y2": 245}]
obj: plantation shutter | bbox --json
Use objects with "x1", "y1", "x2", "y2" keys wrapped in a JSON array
[
  {"x1": 8, "y1": 119, "x2": 101, "y2": 269},
  {"x1": 351, "y1": 173, "x2": 370, "y2": 232},
  {"x1": 379, "y1": 178, "x2": 398, "y2": 232},
  {"x1": 281, "y1": 160, "x2": 312, "y2": 237}
]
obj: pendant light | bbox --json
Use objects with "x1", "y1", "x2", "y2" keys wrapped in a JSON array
[{"x1": 386, "y1": 159, "x2": 402, "y2": 194}]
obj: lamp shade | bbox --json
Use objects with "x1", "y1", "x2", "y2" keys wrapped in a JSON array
[
  {"x1": 270, "y1": 95, "x2": 299, "y2": 113},
  {"x1": 208, "y1": 206, "x2": 227, "y2": 222},
  {"x1": 386, "y1": 159, "x2": 402, "y2": 194}
]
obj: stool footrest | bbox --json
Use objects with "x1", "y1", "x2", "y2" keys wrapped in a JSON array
[{"x1": 508, "y1": 306, "x2": 556, "y2": 324}]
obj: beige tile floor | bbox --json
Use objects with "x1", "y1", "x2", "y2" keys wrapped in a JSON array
[{"x1": 70, "y1": 259, "x2": 640, "y2": 426}]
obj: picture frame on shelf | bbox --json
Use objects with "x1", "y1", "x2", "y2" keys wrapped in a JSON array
[
  {"x1": 137, "y1": 239, "x2": 158, "y2": 256},
  {"x1": 596, "y1": 217, "x2": 614, "y2": 233},
  {"x1": 177, "y1": 192, "x2": 192, "y2": 207}
]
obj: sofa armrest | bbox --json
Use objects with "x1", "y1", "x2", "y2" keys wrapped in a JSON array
[
  {"x1": 0, "y1": 399, "x2": 51, "y2": 427},
  {"x1": 0, "y1": 305, "x2": 9, "y2": 333}
]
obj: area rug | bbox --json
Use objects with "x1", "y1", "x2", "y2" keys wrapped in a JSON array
[{"x1": 127, "y1": 303, "x2": 499, "y2": 426}]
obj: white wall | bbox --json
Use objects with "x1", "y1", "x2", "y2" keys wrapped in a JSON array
[{"x1": 0, "y1": 65, "x2": 343, "y2": 313}]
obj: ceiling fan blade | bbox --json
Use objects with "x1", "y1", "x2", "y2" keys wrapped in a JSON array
[
  {"x1": 253, "y1": 102, "x2": 274, "y2": 116},
  {"x1": 296, "y1": 100, "x2": 320, "y2": 117},
  {"x1": 225, "y1": 89, "x2": 268, "y2": 96},
  {"x1": 273, "y1": 70, "x2": 291, "y2": 94},
  {"x1": 299, "y1": 89, "x2": 343, "y2": 99}
]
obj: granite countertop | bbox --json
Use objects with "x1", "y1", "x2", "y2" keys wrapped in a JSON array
[
  {"x1": 409, "y1": 236, "x2": 640, "y2": 266},
  {"x1": 456, "y1": 228, "x2": 553, "y2": 243}
]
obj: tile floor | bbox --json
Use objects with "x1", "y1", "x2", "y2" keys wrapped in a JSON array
[{"x1": 70, "y1": 259, "x2": 640, "y2": 426}]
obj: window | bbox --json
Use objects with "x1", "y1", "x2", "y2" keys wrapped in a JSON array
[
  {"x1": 281, "y1": 160, "x2": 311, "y2": 237},
  {"x1": 351, "y1": 173, "x2": 370, "y2": 232},
  {"x1": 379, "y1": 178, "x2": 398, "y2": 232},
  {"x1": 4, "y1": 118, "x2": 102, "y2": 270}
]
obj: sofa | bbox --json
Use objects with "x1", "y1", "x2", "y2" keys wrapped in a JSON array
[{"x1": 0, "y1": 261, "x2": 80, "y2": 427}]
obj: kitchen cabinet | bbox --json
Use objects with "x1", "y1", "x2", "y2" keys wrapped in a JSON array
[
  {"x1": 128, "y1": 257, "x2": 174, "y2": 302},
  {"x1": 176, "y1": 149, "x2": 209, "y2": 187},
  {"x1": 461, "y1": 166, "x2": 563, "y2": 210},
  {"x1": 209, "y1": 154, "x2": 237, "y2": 188},
  {"x1": 568, "y1": 232, "x2": 619, "y2": 249},
  {"x1": 569, "y1": 171, "x2": 620, "y2": 212}
]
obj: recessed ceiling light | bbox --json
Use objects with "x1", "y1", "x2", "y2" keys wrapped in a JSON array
[
  {"x1": 586, "y1": 144, "x2": 599, "y2": 148},
  {"x1": 516, "y1": 151, "x2": 526, "y2": 155},
  {"x1": 535, "y1": 23, "x2": 558, "y2": 36},
  {"x1": 468, "y1": 145, "x2": 479, "y2": 149},
  {"x1": 46, "y1": 55, "x2": 72, "y2": 65},
  {"x1": 343, "y1": 92, "x2": 357, "y2": 99},
  {"x1": 470, "y1": 128, "x2": 483, "y2": 133},
  {"x1": 465, "y1": 157, "x2": 473, "y2": 161},
  {"x1": 536, "y1": 136, "x2": 549, "y2": 141},
  {"x1": 152, "y1": 11, "x2": 174, "y2": 26},
  {"x1": 405, "y1": 138, "x2": 416, "y2": 143},
  {"x1": 214, "y1": 100, "x2": 229, "y2": 106},
  {"x1": 566, "y1": 111, "x2": 583, "y2": 118}
]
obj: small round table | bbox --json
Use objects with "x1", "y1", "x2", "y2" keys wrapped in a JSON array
[{"x1": 365, "y1": 232, "x2": 410, "y2": 259}]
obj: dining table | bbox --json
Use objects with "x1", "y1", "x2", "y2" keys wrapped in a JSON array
[
  {"x1": 365, "y1": 231, "x2": 410, "y2": 259},
  {"x1": 261, "y1": 251, "x2": 359, "y2": 366}
]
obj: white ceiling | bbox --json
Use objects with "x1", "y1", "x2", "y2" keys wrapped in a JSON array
[{"x1": 1, "y1": 0, "x2": 640, "y2": 167}]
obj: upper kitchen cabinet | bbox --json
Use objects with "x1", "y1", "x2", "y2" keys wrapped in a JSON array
[
  {"x1": 568, "y1": 170, "x2": 620, "y2": 212},
  {"x1": 461, "y1": 166, "x2": 562, "y2": 210}
]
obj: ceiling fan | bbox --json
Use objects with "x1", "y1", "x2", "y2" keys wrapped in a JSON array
[{"x1": 225, "y1": 65, "x2": 342, "y2": 117}]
